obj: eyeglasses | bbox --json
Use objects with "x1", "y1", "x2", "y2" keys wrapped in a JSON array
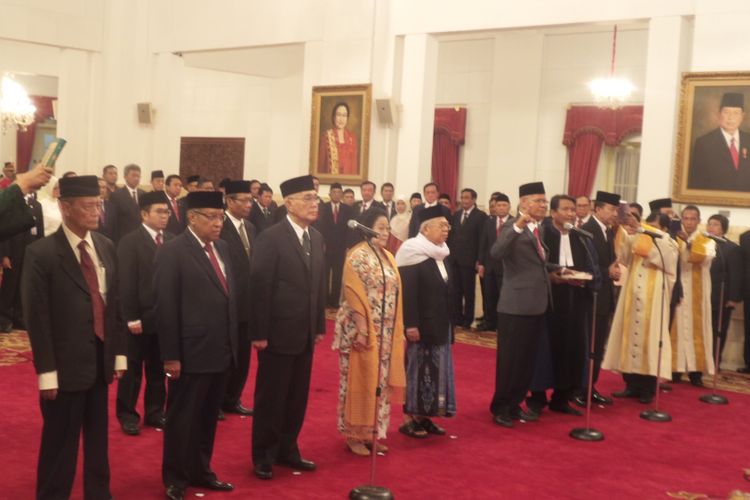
[
  {"x1": 289, "y1": 195, "x2": 319, "y2": 204},
  {"x1": 193, "y1": 210, "x2": 224, "y2": 223}
]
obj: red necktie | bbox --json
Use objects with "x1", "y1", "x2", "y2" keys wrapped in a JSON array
[
  {"x1": 532, "y1": 226, "x2": 545, "y2": 260},
  {"x1": 333, "y1": 204, "x2": 338, "y2": 224},
  {"x1": 155, "y1": 233, "x2": 162, "y2": 247},
  {"x1": 78, "y1": 241, "x2": 105, "y2": 341},
  {"x1": 730, "y1": 138, "x2": 740, "y2": 170},
  {"x1": 172, "y1": 198, "x2": 180, "y2": 221},
  {"x1": 204, "y1": 243, "x2": 228, "y2": 295}
]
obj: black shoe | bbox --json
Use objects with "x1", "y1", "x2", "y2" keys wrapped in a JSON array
[
  {"x1": 419, "y1": 418, "x2": 446, "y2": 435},
  {"x1": 194, "y1": 479, "x2": 234, "y2": 491},
  {"x1": 672, "y1": 372, "x2": 682, "y2": 383},
  {"x1": 165, "y1": 485, "x2": 184, "y2": 500},
  {"x1": 399, "y1": 421, "x2": 428, "y2": 438},
  {"x1": 738, "y1": 367, "x2": 750, "y2": 374},
  {"x1": 612, "y1": 388, "x2": 639, "y2": 398},
  {"x1": 277, "y1": 458, "x2": 316, "y2": 471},
  {"x1": 223, "y1": 403, "x2": 253, "y2": 416},
  {"x1": 493, "y1": 414, "x2": 513, "y2": 428},
  {"x1": 688, "y1": 373, "x2": 704, "y2": 387},
  {"x1": 571, "y1": 395, "x2": 587, "y2": 408},
  {"x1": 549, "y1": 403, "x2": 582, "y2": 416},
  {"x1": 0, "y1": 321, "x2": 12, "y2": 333},
  {"x1": 121, "y1": 421, "x2": 140, "y2": 436},
  {"x1": 638, "y1": 393, "x2": 654, "y2": 404},
  {"x1": 217, "y1": 409, "x2": 225, "y2": 421},
  {"x1": 511, "y1": 409, "x2": 539, "y2": 422},
  {"x1": 592, "y1": 390, "x2": 613, "y2": 406},
  {"x1": 253, "y1": 464, "x2": 273, "y2": 480},
  {"x1": 144, "y1": 415, "x2": 166, "y2": 429}
]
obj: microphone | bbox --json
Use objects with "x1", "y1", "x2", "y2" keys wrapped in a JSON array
[
  {"x1": 347, "y1": 219, "x2": 379, "y2": 238},
  {"x1": 701, "y1": 231, "x2": 727, "y2": 243},
  {"x1": 637, "y1": 226, "x2": 663, "y2": 239},
  {"x1": 563, "y1": 222, "x2": 593, "y2": 239}
]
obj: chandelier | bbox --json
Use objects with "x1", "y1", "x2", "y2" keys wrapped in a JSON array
[
  {"x1": 1, "y1": 76, "x2": 36, "y2": 133},
  {"x1": 588, "y1": 25, "x2": 635, "y2": 108}
]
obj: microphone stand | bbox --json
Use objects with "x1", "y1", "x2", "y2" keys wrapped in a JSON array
[
  {"x1": 350, "y1": 235, "x2": 393, "y2": 500},
  {"x1": 640, "y1": 235, "x2": 672, "y2": 422},
  {"x1": 570, "y1": 234, "x2": 604, "y2": 441},
  {"x1": 699, "y1": 239, "x2": 729, "y2": 405}
]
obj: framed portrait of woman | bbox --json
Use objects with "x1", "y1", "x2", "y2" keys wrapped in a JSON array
[
  {"x1": 309, "y1": 84, "x2": 371, "y2": 184},
  {"x1": 673, "y1": 72, "x2": 750, "y2": 207}
]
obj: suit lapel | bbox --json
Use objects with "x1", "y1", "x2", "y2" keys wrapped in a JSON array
[
  {"x1": 282, "y1": 219, "x2": 310, "y2": 276},
  {"x1": 183, "y1": 233, "x2": 227, "y2": 295},
  {"x1": 91, "y1": 233, "x2": 114, "y2": 299},
  {"x1": 55, "y1": 228, "x2": 92, "y2": 296}
]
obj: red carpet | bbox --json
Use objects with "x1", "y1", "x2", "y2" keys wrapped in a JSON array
[{"x1": 1, "y1": 322, "x2": 749, "y2": 499}]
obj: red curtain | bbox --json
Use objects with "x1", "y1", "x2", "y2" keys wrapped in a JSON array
[
  {"x1": 16, "y1": 96, "x2": 56, "y2": 173},
  {"x1": 562, "y1": 105, "x2": 643, "y2": 197},
  {"x1": 432, "y1": 107, "x2": 466, "y2": 210}
]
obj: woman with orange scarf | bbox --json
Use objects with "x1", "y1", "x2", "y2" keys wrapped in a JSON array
[{"x1": 333, "y1": 208, "x2": 405, "y2": 456}]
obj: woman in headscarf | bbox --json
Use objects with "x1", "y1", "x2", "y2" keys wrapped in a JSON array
[
  {"x1": 38, "y1": 176, "x2": 63, "y2": 236},
  {"x1": 333, "y1": 208, "x2": 406, "y2": 456},
  {"x1": 386, "y1": 194, "x2": 410, "y2": 255},
  {"x1": 395, "y1": 205, "x2": 456, "y2": 438}
]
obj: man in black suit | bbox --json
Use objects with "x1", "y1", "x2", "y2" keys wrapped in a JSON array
[
  {"x1": 318, "y1": 182, "x2": 354, "y2": 307},
  {"x1": 490, "y1": 182, "x2": 560, "y2": 428},
  {"x1": 0, "y1": 191, "x2": 43, "y2": 331},
  {"x1": 22, "y1": 175, "x2": 127, "y2": 500},
  {"x1": 109, "y1": 163, "x2": 145, "y2": 243},
  {"x1": 151, "y1": 170, "x2": 165, "y2": 192},
  {"x1": 354, "y1": 180, "x2": 385, "y2": 216},
  {"x1": 448, "y1": 188, "x2": 487, "y2": 328},
  {"x1": 250, "y1": 183, "x2": 276, "y2": 233},
  {"x1": 409, "y1": 182, "x2": 451, "y2": 238},
  {"x1": 579, "y1": 190, "x2": 621, "y2": 406},
  {"x1": 154, "y1": 191, "x2": 238, "y2": 499},
  {"x1": 477, "y1": 193, "x2": 512, "y2": 332},
  {"x1": 116, "y1": 191, "x2": 172, "y2": 436},
  {"x1": 706, "y1": 214, "x2": 742, "y2": 364},
  {"x1": 380, "y1": 182, "x2": 396, "y2": 220},
  {"x1": 220, "y1": 180, "x2": 256, "y2": 416},
  {"x1": 96, "y1": 177, "x2": 118, "y2": 242},
  {"x1": 689, "y1": 92, "x2": 750, "y2": 192},
  {"x1": 736, "y1": 225, "x2": 750, "y2": 373},
  {"x1": 250, "y1": 175, "x2": 326, "y2": 480},
  {"x1": 164, "y1": 174, "x2": 185, "y2": 235}
]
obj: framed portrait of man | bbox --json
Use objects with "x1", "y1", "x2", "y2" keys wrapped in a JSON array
[
  {"x1": 309, "y1": 84, "x2": 371, "y2": 184},
  {"x1": 673, "y1": 72, "x2": 750, "y2": 207}
]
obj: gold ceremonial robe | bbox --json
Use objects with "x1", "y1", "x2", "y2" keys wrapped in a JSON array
[
  {"x1": 670, "y1": 232, "x2": 716, "y2": 374},
  {"x1": 602, "y1": 225, "x2": 679, "y2": 377}
]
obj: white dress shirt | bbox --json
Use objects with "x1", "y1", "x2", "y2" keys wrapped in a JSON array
[
  {"x1": 721, "y1": 127, "x2": 740, "y2": 150},
  {"x1": 286, "y1": 214, "x2": 309, "y2": 246},
  {"x1": 188, "y1": 226, "x2": 226, "y2": 277},
  {"x1": 558, "y1": 232, "x2": 574, "y2": 267}
]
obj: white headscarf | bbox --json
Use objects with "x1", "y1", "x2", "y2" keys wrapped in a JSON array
[{"x1": 395, "y1": 232, "x2": 450, "y2": 267}]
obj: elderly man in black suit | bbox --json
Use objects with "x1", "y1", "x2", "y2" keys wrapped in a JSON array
[
  {"x1": 490, "y1": 182, "x2": 562, "y2": 428},
  {"x1": 220, "y1": 180, "x2": 256, "y2": 416},
  {"x1": 164, "y1": 174, "x2": 185, "y2": 235},
  {"x1": 250, "y1": 175, "x2": 326, "y2": 480},
  {"x1": 448, "y1": 188, "x2": 487, "y2": 328},
  {"x1": 96, "y1": 177, "x2": 118, "y2": 242},
  {"x1": 154, "y1": 191, "x2": 238, "y2": 500},
  {"x1": 109, "y1": 163, "x2": 145, "y2": 243},
  {"x1": 579, "y1": 190, "x2": 621, "y2": 406},
  {"x1": 689, "y1": 92, "x2": 750, "y2": 192},
  {"x1": 22, "y1": 175, "x2": 127, "y2": 500},
  {"x1": 318, "y1": 182, "x2": 355, "y2": 307},
  {"x1": 477, "y1": 193, "x2": 512, "y2": 331},
  {"x1": 116, "y1": 191, "x2": 173, "y2": 436}
]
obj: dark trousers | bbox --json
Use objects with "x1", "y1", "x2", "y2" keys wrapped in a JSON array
[
  {"x1": 590, "y1": 312, "x2": 612, "y2": 387},
  {"x1": 162, "y1": 370, "x2": 228, "y2": 489},
  {"x1": 481, "y1": 270, "x2": 501, "y2": 329},
  {"x1": 623, "y1": 373, "x2": 656, "y2": 397},
  {"x1": 453, "y1": 263, "x2": 477, "y2": 326},
  {"x1": 37, "y1": 341, "x2": 110, "y2": 500},
  {"x1": 711, "y1": 305, "x2": 734, "y2": 365},
  {"x1": 224, "y1": 320, "x2": 250, "y2": 408},
  {"x1": 252, "y1": 348, "x2": 313, "y2": 466},
  {"x1": 116, "y1": 332, "x2": 165, "y2": 425},
  {"x1": 743, "y1": 298, "x2": 750, "y2": 367},
  {"x1": 549, "y1": 287, "x2": 588, "y2": 397},
  {"x1": 490, "y1": 313, "x2": 544, "y2": 416},
  {"x1": 325, "y1": 251, "x2": 345, "y2": 307},
  {"x1": 0, "y1": 252, "x2": 23, "y2": 325}
]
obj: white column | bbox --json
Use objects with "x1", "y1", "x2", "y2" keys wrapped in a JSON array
[
  {"x1": 151, "y1": 52, "x2": 185, "y2": 174},
  {"x1": 56, "y1": 49, "x2": 93, "y2": 174},
  {"x1": 637, "y1": 16, "x2": 692, "y2": 205},
  {"x1": 393, "y1": 34, "x2": 438, "y2": 194}
]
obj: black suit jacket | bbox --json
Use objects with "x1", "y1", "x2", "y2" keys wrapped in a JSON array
[
  {"x1": 689, "y1": 128, "x2": 750, "y2": 191},
  {"x1": 408, "y1": 204, "x2": 452, "y2": 238},
  {"x1": 165, "y1": 196, "x2": 185, "y2": 235},
  {"x1": 97, "y1": 199, "x2": 118, "y2": 242},
  {"x1": 22, "y1": 228, "x2": 126, "y2": 391},
  {"x1": 448, "y1": 207, "x2": 487, "y2": 267},
  {"x1": 220, "y1": 216, "x2": 256, "y2": 323},
  {"x1": 0, "y1": 184, "x2": 35, "y2": 241},
  {"x1": 354, "y1": 199, "x2": 385, "y2": 216},
  {"x1": 110, "y1": 186, "x2": 146, "y2": 242},
  {"x1": 153, "y1": 232, "x2": 238, "y2": 373},
  {"x1": 117, "y1": 226, "x2": 175, "y2": 335},
  {"x1": 250, "y1": 219, "x2": 326, "y2": 355},
  {"x1": 381, "y1": 201, "x2": 397, "y2": 220},
  {"x1": 478, "y1": 216, "x2": 512, "y2": 274},
  {"x1": 400, "y1": 259, "x2": 453, "y2": 345},
  {"x1": 582, "y1": 216, "x2": 615, "y2": 314},
  {"x1": 250, "y1": 204, "x2": 276, "y2": 234},
  {"x1": 318, "y1": 201, "x2": 355, "y2": 257},
  {"x1": 711, "y1": 238, "x2": 743, "y2": 308}
]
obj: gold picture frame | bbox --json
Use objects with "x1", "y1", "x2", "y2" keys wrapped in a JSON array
[
  {"x1": 309, "y1": 84, "x2": 371, "y2": 184},
  {"x1": 673, "y1": 71, "x2": 750, "y2": 207}
]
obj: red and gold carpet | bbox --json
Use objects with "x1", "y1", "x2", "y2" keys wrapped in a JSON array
[{"x1": 1, "y1": 323, "x2": 749, "y2": 499}]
